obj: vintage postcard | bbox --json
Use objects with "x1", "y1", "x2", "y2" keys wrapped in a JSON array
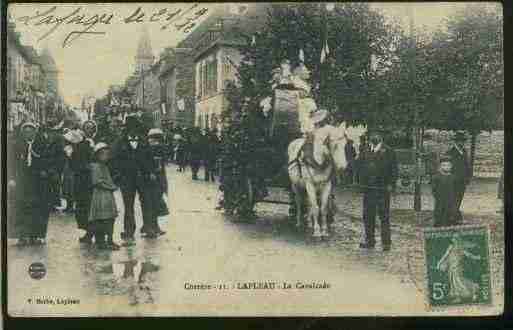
[{"x1": 4, "y1": 2, "x2": 504, "y2": 317}]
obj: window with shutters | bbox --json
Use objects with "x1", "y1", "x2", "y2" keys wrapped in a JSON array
[
  {"x1": 197, "y1": 63, "x2": 203, "y2": 99},
  {"x1": 198, "y1": 55, "x2": 219, "y2": 100}
]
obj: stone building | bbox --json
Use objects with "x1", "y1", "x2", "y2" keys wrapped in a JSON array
[
  {"x1": 176, "y1": 4, "x2": 268, "y2": 132},
  {"x1": 159, "y1": 47, "x2": 195, "y2": 129}
]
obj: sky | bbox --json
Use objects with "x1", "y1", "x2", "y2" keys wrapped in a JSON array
[{"x1": 8, "y1": 2, "x2": 500, "y2": 107}]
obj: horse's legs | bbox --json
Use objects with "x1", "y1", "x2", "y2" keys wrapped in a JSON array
[
  {"x1": 305, "y1": 182, "x2": 320, "y2": 237},
  {"x1": 319, "y1": 181, "x2": 333, "y2": 238},
  {"x1": 292, "y1": 184, "x2": 303, "y2": 229}
]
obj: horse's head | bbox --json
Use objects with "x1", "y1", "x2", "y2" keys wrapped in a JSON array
[{"x1": 327, "y1": 122, "x2": 348, "y2": 172}]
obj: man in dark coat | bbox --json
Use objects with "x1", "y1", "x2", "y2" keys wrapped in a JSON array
[
  {"x1": 10, "y1": 122, "x2": 55, "y2": 245},
  {"x1": 45, "y1": 118, "x2": 66, "y2": 210},
  {"x1": 188, "y1": 128, "x2": 203, "y2": 180},
  {"x1": 72, "y1": 120, "x2": 98, "y2": 244},
  {"x1": 204, "y1": 129, "x2": 220, "y2": 182},
  {"x1": 354, "y1": 134, "x2": 370, "y2": 185},
  {"x1": 447, "y1": 131, "x2": 472, "y2": 223},
  {"x1": 359, "y1": 129, "x2": 398, "y2": 251},
  {"x1": 111, "y1": 116, "x2": 147, "y2": 244}
]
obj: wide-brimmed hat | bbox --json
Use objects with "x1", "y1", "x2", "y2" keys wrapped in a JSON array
[
  {"x1": 148, "y1": 128, "x2": 164, "y2": 137},
  {"x1": 310, "y1": 109, "x2": 329, "y2": 124},
  {"x1": 93, "y1": 142, "x2": 109, "y2": 154}
]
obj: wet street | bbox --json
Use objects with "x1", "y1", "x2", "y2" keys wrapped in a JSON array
[{"x1": 7, "y1": 165, "x2": 503, "y2": 316}]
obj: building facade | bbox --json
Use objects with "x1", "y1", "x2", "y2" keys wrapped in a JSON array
[
  {"x1": 176, "y1": 3, "x2": 268, "y2": 132},
  {"x1": 194, "y1": 44, "x2": 242, "y2": 131},
  {"x1": 6, "y1": 17, "x2": 61, "y2": 131},
  {"x1": 159, "y1": 47, "x2": 195, "y2": 129}
]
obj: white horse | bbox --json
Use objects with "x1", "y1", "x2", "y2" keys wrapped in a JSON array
[{"x1": 288, "y1": 122, "x2": 348, "y2": 238}]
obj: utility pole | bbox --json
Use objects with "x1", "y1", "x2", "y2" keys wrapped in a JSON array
[{"x1": 408, "y1": 5, "x2": 422, "y2": 213}]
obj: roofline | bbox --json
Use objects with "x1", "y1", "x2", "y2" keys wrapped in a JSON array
[{"x1": 194, "y1": 40, "x2": 244, "y2": 62}]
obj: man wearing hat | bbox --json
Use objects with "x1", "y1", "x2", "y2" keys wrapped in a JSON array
[
  {"x1": 359, "y1": 127, "x2": 398, "y2": 251},
  {"x1": 111, "y1": 116, "x2": 148, "y2": 243},
  {"x1": 188, "y1": 127, "x2": 204, "y2": 180},
  {"x1": 447, "y1": 131, "x2": 472, "y2": 223},
  {"x1": 203, "y1": 128, "x2": 220, "y2": 182},
  {"x1": 71, "y1": 120, "x2": 97, "y2": 244}
]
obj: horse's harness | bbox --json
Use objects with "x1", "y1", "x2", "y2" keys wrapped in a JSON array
[{"x1": 288, "y1": 134, "x2": 346, "y2": 181}]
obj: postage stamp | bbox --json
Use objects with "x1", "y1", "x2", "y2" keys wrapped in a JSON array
[{"x1": 422, "y1": 225, "x2": 492, "y2": 309}]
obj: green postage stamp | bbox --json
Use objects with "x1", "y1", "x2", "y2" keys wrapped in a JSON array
[{"x1": 423, "y1": 225, "x2": 492, "y2": 309}]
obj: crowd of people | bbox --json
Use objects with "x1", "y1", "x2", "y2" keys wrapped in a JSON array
[
  {"x1": 7, "y1": 112, "x2": 476, "y2": 252},
  {"x1": 7, "y1": 115, "x2": 223, "y2": 251}
]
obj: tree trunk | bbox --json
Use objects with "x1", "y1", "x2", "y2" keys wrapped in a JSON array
[{"x1": 470, "y1": 131, "x2": 477, "y2": 178}]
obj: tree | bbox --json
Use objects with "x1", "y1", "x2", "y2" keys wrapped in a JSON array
[
  {"x1": 219, "y1": 3, "x2": 402, "y2": 213},
  {"x1": 373, "y1": 4, "x2": 502, "y2": 170},
  {"x1": 429, "y1": 4, "x2": 503, "y2": 174}
]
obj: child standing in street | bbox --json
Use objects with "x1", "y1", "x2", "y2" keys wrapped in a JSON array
[
  {"x1": 431, "y1": 155, "x2": 458, "y2": 227},
  {"x1": 89, "y1": 143, "x2": 120, "y2": 250}
]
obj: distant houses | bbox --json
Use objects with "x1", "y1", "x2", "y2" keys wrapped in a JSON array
[{"x1": 100, "y1": 4, "x2": 268, "y2": 132}]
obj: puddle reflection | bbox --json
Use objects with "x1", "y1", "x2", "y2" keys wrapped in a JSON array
[{"x1": 86, "y1": 255, "x2": 161, "y2": 306}]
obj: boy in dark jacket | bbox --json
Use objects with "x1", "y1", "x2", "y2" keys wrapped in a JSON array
[{"x1": 431, "y1": 155, "x2": 457, "y2": 227}]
